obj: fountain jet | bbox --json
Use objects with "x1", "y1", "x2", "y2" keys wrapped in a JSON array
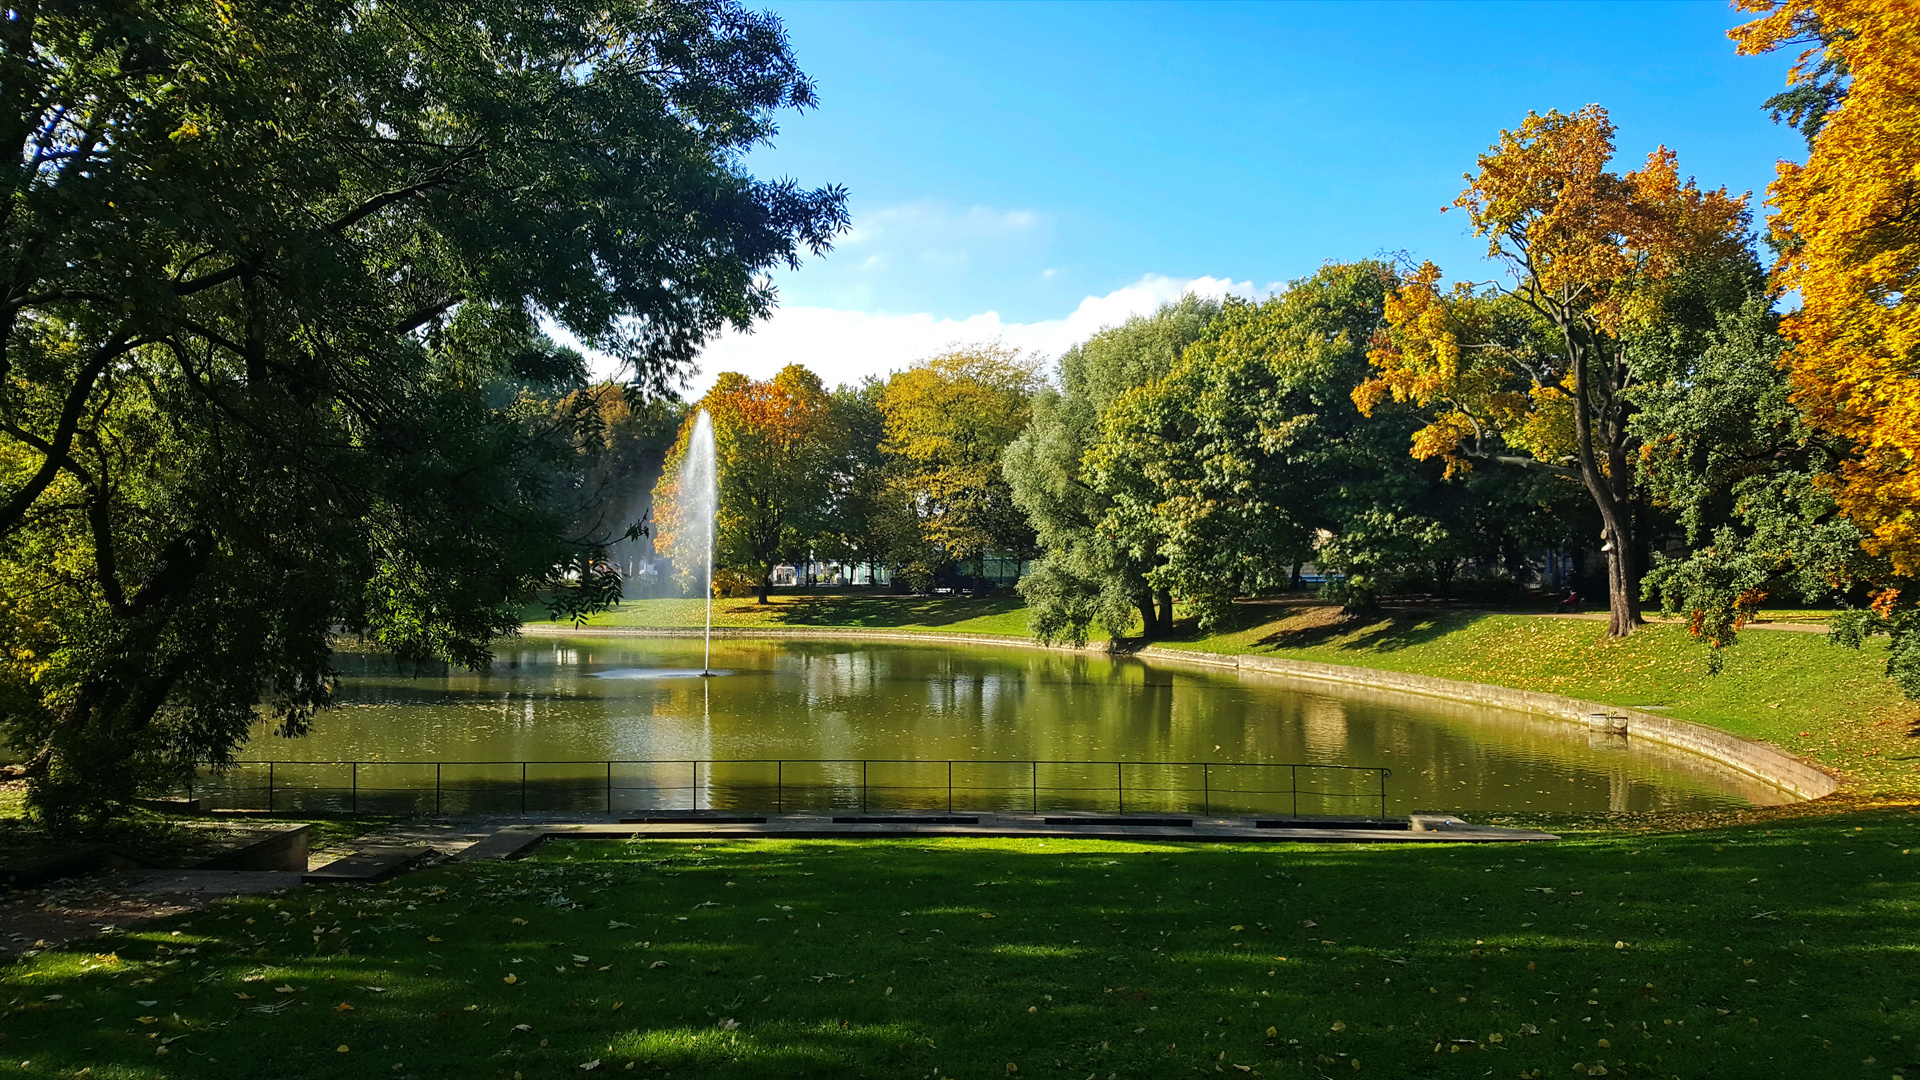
[{"x1": 675, "y1": 409, "x2": 719, "y2": 675}]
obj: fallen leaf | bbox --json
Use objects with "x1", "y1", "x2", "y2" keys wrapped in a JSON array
[
  {"x1": 503, "y1": 974, "x2": 518, "y2": 985},
  {"x1": 337, "y1": 1045, "x2": 350, "y2": 1054},
  {"x1": 512, "y1": 918, "x2": 528, "y2": 926},
  {"x1": 233, "y1": 994, "x2": 252, "y2": 1001},
  {"x1": 1302, "y1": 920, "x2": 1317, "y2": 929},
  {"x1": 427, "y1": 936, "x2": 443, "y2": 943},
  {"x1": 573, "y1": 955, "x2": 590, "y2": 963},
  {"x1": 335, "y1": 1002, "x2": 355, "y2": 1012},
  {"x1": 136, "y1": 1016, "x2": 158, "y2": 1025},
  {"x1": 579, "y1": 1059, "x2": 602, "y2": 1071},
  {"x1": 514, "y1": 1024, "x2": 532, "y2": 1033},
  {"x1": 649, "y1": 961, "x2": 669, "y2": 970}
]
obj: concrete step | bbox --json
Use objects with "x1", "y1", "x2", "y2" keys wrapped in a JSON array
[{"x1": 301, "y1": 846, "x2": 434, "y2": 884}]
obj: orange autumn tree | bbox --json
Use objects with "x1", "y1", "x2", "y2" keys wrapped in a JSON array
[
  {"x1": 654, "y1": 364, "x2": 842, "y2": 602},
  {"x1": 1357, "y1": 106, "x2": 1751, "y2": 636},
  {"x1": 1733, "y1": 1, "x2": 1920, "y2": 576}
]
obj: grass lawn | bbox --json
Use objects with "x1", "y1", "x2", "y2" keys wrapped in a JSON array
[
  {"x1": 535, "y1": 593, "x2": 1033, "y2": 638},
  {"x1": 7, "y1": 805, "x2": 1918, "y2": 1079}
]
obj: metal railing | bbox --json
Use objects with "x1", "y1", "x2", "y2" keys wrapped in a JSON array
[{"x1": 184, "y1": 758, "x2": 1392, "y2": 819}]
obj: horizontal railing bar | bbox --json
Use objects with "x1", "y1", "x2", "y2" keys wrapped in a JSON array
[{"x1": 213, "y1": 757, "x2": 1386, "y2": 772}]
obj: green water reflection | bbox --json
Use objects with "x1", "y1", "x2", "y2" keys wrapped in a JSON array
[{"x1": 217, "y1": 637, "x2": 1787, "y2": 816}]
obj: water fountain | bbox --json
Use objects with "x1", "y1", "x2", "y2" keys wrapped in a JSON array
[{"x1": 679, "y1": 409, "x2": 718, "y2": 676}]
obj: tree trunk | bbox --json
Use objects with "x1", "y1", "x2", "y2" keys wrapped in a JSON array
[
  {"x1": 1290, "y1": 561, "x2": 1304, "y2": 591},
  {"x1": 1562, "y1": 328, "x2": 1642, "y2": 637},
  {"x1": 1136, "y1": 596, "x2": 1157, "y2": 640},
  {"x1": 1154, "y1": 589, "x2": 1175, "y2": 635}
]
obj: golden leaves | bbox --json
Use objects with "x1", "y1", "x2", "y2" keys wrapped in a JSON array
[{"x1": 1736, "y1": 1, "x2": 1920, "y2": 572}]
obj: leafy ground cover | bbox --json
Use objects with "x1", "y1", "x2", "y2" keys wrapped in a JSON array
[{"x1": 5, "y1": 806, "x2": 1918, "y2": 1079}]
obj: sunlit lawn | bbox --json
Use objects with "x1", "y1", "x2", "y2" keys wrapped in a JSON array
[
  {"x1": 7, "y1": 807, "x2": 1919, "y2": 1079},
  {"x1": 539, "y1": 592, "x2": 1033, "y2": 638}
]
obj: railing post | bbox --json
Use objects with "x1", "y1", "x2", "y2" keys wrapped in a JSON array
[
  {"x1": 946, "y1": 761, "x2": 952, "y2": 814},
  {"x1": 691, "y1": 760, "x2": 698, "y2": 812},
  {"x1": 435, "y1": 763, "x2": 442, "y2": 816},
  {"x1": 1116, "y1": 762, "x2": 1123, "y2": 814},
  {"x1": 777, "y1": 760, "x2": 783, "y2": 814},
  {"x1": 862, "y1": 760, "x2": 868, "y2": 813},
  {"x1": 351, "y1": 761, "x2": 358, "y2": 815},
  {"x1": 521, "y1": 762, "x2": 527, "y2": 813},
  {"x1": 267, "y1": 761, "x2": 275, "y2": 813},
  {"x1": 1379, "y1": 769, "x2": 1388, "y2": 820},
  {"x1": 606, "y1": 761, "x2": 613, "y2": 815},
  {"x1": 1031, "y1": 761, "x2": 1038, "y2": 814},
  {"x1": 1291, "y1": 764, "x2": 1299, "y2": 818},
  {"x1": 1202, "y1": 763, "x2": 1210, "y2": 816}
]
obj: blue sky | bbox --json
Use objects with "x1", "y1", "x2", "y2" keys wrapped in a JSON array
[{"x1": 680, "y1": 1, "x2": 1805, "y2": 394}]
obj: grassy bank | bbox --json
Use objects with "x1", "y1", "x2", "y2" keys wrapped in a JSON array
[
  {"x1": 539, "y1": 593, "x2": 1032, "y2": 638},
  {"x1": 7, "y1": 807, "x2": 1918, "y2": 1079},
  {"x1": 1175, "y1": 607, "x2": 1920, "y2": 793}
]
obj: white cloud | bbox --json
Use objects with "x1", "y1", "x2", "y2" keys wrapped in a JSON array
[{"x1": 630, "y1": 273, "x2": 1277, "y2": 397}]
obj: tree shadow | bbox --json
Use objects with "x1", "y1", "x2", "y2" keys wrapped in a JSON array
[
  {"x1": 1247, "y1": 607, "x2": 1485, "y2": 655},
  {"x1": 757, "y1": 593, "x2": 1025, "y2": 629}
]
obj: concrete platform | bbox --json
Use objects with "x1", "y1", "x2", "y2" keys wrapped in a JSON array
[
  {"x1": 454, "y1": 812, "x2": 1555, "y2": 860},
  {"x1": 301, "y1": 846, "x2": 434, "y2": 883}
]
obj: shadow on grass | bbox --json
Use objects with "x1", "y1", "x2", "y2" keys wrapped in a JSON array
[
  {"x1": 1247, "y1": 608, "x2": 1487, "y2": 655},
  {"x1": 748, "y1": 593, "x2": 1025, "y2": 629}
]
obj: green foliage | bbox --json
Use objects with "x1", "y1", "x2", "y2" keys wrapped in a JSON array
[
  {"x1": 1631, "y1": 265, "x2": 1877, "y2": 670},
  {"x1": 878, "y1": 345, "x2": 1042, "y2": 592},
  {"x1": 1005, "y1": 296, "x2": 1220, "y2": 643},
  {"x1": 1086, "y1": 263, "x2": 1422, "y2": 629},
  {"x1": 0, "y1": 0, "x2": 846, "y2": 828}
]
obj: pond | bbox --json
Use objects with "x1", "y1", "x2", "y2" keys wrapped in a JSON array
[{"x1": 203, "y1": 636, "x2": 1793, "y2": 817}]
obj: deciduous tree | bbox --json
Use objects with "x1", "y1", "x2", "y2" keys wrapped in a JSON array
[
  {"x1": 1359, "y1": 106, "x2": 1751, "y2": 636},
  {"x1": 878, "y1": 345, "x2": 1041, "y2": 593},
  {"x1": 655, "y1": 365, "x2": 842, "y2": 602},
  {"x1": 0, "y1": 0, "x2": 846, "y2": 827},
  {"x1": 1004, "y1": 296, "x2": 1219, "y2": 644}
]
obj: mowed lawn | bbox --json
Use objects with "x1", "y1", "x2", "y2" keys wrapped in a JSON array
[{"x1": 8, "y1": 807, "x2": 1918, "y2": 1080}]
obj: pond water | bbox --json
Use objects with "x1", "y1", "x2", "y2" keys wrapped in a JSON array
[{"x1": 206, "y1": 636, "x2": 1792, "y2": 817}]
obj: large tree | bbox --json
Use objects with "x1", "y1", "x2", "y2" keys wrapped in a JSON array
[
  {"x1": 0, "y1": 0, "x2": 846, "y2": 826},
  {"x1": 654, "y1": 365, "x2": 842, "y2": 603},
  {"x1": 1004, "y1": 296, "x2": 1219, "y2": 643},
  {"x1": 1359, "y1": 106, "x2": 1751, "y2": 636},
  {"x1": 1087, "y1": 262, "x2": 1414, "y2": 629},
  {"x1": 1732, "y1": 3, "x2": 1920, "y2": 575},
  {"x1": 878, "y1": 344, "x2": 1040, "y2": 594}
]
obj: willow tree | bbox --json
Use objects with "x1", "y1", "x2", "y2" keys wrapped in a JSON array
[
  {"x1": 0, "y1": 0, "x2": 846, "y2": 827},
  {"x1": 1358, "y1": 106, "x2": 1751, "y2": 636}
]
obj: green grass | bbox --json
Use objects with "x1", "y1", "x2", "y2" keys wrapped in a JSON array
[
  {"x1": 7, "y1": 808, "x2": 1919, "y2": 1079},
  {"x1": 1171, "y1": 607, "x2": 1920, "y2": 792},
  {"x1": 536, "y1": 593, "x2": 1034, "y2": 637}
]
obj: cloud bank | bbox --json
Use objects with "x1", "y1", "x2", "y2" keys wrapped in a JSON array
[{"x1": 644, "y1": 273, "x2": 1279, "y2": 397}]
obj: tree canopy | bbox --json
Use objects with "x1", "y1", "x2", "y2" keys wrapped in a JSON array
[
  {"x1": 1360, "y1": 106, "x2": 1752, "y2": 636},
  {"x1": 655, "y1": 365, "x2": 841, "y2": 602},
  {"x1": 1004, "y1": 296, "x2": 1220, "y2": 644},
  {"x1": 0, "y1": 0, "x2": 846, "y2": 826}
]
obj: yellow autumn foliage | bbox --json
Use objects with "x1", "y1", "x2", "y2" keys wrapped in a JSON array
[{"x1": 1734, "y1": 0, "x2": 1920, "y2": 572}]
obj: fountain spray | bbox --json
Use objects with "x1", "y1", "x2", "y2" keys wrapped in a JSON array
[{"x1": 677, "y1": 409, "x2": 718, "y2": 676}]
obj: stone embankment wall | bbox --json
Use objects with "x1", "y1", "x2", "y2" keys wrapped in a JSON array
[{"x1": 518, "y1": 625, "x2": 1839, "y2": 801}]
